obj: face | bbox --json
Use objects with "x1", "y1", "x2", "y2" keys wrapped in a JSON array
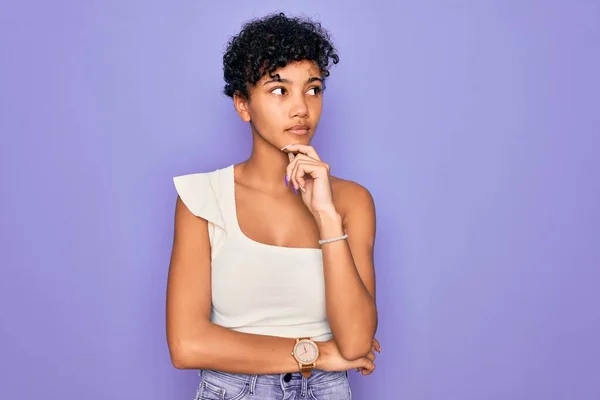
[
  {"x1": 234, "y1": 60, "x2": 324, "y2": 150},
  {"x1": 294, "y1": 340, "x2": 319, "y2": 363}
]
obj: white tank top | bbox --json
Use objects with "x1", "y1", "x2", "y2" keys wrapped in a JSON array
[{"x1": 173, "y1": 164, "x2": 332, "y2": 341}]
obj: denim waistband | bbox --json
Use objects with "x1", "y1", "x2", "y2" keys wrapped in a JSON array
[{"x1": 200, "y1": 368, "x2": 347, "y2": 387}]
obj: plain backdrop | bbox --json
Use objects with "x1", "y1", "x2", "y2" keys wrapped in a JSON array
[{"x1": 1, "y1": 1, "x2": 599, "y2": 399}]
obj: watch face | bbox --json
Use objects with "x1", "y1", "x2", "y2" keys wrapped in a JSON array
[{"x1": 294, "y1": 340, "x2": 319, "y2": 363}]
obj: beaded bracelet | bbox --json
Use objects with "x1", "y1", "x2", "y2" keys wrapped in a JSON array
[{"x1": 318, "y1": 232, "x2": 348, "y2": 246}]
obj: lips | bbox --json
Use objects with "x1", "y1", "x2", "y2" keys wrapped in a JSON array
[{"x1": 287, "y1": 124, "x2": 310, "y2": 135}]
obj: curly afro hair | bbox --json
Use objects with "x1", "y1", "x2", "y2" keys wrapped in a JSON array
[{"x1": 222, "y1": 12, "x2": 340, "y2": 99}]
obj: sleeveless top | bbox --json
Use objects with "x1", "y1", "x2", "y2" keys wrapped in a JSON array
[{"x1": 173, "y1": 164, "x2": 333, "y2": 342}]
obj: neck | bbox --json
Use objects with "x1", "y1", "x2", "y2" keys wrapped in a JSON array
[{"x1": 238, "y1": 131, "x2": 297, "y2": 193}]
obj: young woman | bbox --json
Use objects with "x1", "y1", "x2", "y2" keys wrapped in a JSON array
[{"x1": 166, "y1": 12, "x2": 380, "y2": 400}]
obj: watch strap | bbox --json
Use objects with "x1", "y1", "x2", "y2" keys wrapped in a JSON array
[
  {"x1": 299, "y1": 362, "x2": 315, "y2": 378},
  {"x1": 295, "y1": 337, "x2": 316, "y2": 378}
]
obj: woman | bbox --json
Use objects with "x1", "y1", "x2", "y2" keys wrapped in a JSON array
[{"x1": 166, "y1": 12, "x2": 380, "y2": 399}]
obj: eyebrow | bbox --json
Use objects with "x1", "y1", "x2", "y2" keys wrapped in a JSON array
[{"x1": 262, "y1": 75, "x2": 323, "y2": 85}]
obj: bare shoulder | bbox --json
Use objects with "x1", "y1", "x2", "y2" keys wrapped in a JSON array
[{"x1": 331, "y1": 176, "x2": 376, "y2": 223}]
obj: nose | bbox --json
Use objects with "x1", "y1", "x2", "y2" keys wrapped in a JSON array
[{"x1": 290, "y1": 92, "x2": 309, "y2": 118}]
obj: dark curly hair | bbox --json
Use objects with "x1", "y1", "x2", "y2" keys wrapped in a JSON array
[{"x1": 222, "y1": 12, "x2": 340, "y2": 99}]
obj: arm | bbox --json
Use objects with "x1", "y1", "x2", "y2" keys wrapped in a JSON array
[
  {"x1": 165, "y1": 196, "x2": 373, "y2": 374},
  {"x1": 166, "y1": 196, "x2": 300, "y2": 373},
  {"x1": 316, "y1": 183, "x2": 378, "y2": 361},
  {"x1": 282, "y1": 144, "x2": 379, "y2": 361}
]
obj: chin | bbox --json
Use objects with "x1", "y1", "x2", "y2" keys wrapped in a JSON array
[
  {"x1": 288, "y1": 132, "x2": 313, "y2": 141},
  {"x1": 277, "y1": 131, "x2": 314, "y2": 149}
]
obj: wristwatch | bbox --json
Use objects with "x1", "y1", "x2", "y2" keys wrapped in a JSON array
[{"x1": 291, "y1": 337, "x2": 319, "y2": 378}]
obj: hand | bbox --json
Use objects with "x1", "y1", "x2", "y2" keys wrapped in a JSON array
[
  {"x1": 281, "y1": 144, "x2": 335, "y2": 217},
  {"x1": 316, "y1": 339, "x2": 377, "y2": 376},
  {"x1": 355, "y1": 337, "x2": 381, "y2": 376}
]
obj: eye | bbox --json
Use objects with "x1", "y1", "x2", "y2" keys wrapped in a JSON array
[
  {"x1": 271, "y1": 87, "x2": 286, "y2": 95},
  {"x1": 306, "y1": 86, "x2": 323, "y2": 96}
]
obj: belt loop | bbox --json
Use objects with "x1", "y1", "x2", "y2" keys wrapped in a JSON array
[
  {"x1": 250, "y1": 374, "x2": 258, "y2": 395},
  {"x1": 301, "y1": 375, "x2": 308, "y2": 397}
]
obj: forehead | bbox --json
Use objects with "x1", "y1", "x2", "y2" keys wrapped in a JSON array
[{"x1": 259, "y1": 60, "x2": 321, "y2": 83}]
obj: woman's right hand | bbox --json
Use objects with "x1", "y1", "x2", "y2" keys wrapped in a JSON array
[{"x1": 317, "y1": 339, "x2": 377, "y2": 375}]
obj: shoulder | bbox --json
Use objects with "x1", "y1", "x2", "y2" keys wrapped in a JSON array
[
  {"x1": 331, "y1": 176, "x2": 376, "y2": 222},
  {"x1": 173, "y1": 164, "x2": 231, "y2": 194},
  {"x1": 332, "y1": 176, "x2": 374, "y2": 203},
  {"x1": 173, "y1": 165, "x2": 227, "y2": 186},
  {"x1": 171, "y1": 165, "x2": 230, "y2": 227}
]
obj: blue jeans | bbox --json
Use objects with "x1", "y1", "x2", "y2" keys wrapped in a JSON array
[{"x1": 194, "y1": 369, "x2": 352, "y2": 400}]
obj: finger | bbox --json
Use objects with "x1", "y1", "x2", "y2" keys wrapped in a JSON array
[
  {"x1": 373, "y1": 338, "x2": 381, "y2": 352},
  {"x1": 280, "y1": 144, "x2": 321, "y2": 161},
  {"x1": 293, "y1": 161, "x2": 327, "y2": 182},
  {"x1": 287, "y1": 153, "x2": 315, "y2": 185},
  {"x1": 360, "y1": 359, "x2": 375, "y2": 375},
  {"x1": 288, "y1": 153, "x2": 315, "y2": 163},
  {"x1": 371, "y1": 344, "x2": 380, "y2": 355},
  {"x1": 366, "y1": 351, "x2": 376, "y2": 362},
  {"x1": 361, "y1": 365, "x2": 375, "y2": 376},
  {"x1": 285, "y1": 154, "x2": 297, "y2": 190},
  {"x1": 286, "y1": 154, "x2": 315, "y2": 191},
  {"x1": 285, "y1": 152, "x2": 329, "y2": 193},
  {"x1": 292, "y1": 161, "x2": 320, "y2": 191},
  {"x1": 362, "y1": 365, "x2": 375, "y2": 376},
  {"x1": 362, "y1": 358, "x2": 375, "y2": 371}
]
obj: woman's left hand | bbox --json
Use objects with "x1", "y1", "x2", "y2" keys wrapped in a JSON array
[{"x1": 282, "y1": 144, "x2": 336, "y2": 217}]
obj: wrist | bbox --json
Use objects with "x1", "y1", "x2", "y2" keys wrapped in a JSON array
[
  {"x1": 314, "y1": 209, "x2": 342, "y2": 231},
  {"x1": 316, "y1": 341, "x2": 331, "y2": 371},
  {"x1": 315, "y1": 212, "x2": 344, "y2": 244}
]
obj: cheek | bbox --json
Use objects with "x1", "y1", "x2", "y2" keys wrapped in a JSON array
[
  {"x1": 253, "y1": 101, "x2": 286, "y2": 125},
  {"x1": 308, "y1": 98, "x2": 323, "y2": 114}
]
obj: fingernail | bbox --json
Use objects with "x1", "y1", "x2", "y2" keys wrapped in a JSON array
[
  {"x1": 293, "y1": 186, "x2": 297, "y2": 195},
  {"x1": 284, "y1": 176, "x2": 288, "y2": 186}
]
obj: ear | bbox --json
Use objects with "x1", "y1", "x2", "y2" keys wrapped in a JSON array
[{"x1": 233, "y1": 92, "x2": 251, "y2": 122}]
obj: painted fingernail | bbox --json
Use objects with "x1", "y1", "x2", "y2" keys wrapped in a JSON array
[
  {"x1": 293, "y1": 186, "x2": 297, "y2": 195},
  {"x1": 284, "y1": 176, "x2": 288, "y2": 186}
]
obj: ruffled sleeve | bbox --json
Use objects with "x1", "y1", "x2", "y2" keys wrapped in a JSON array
[{"x1": 173, "y1": 171, "x2": 227, "y2": 260}]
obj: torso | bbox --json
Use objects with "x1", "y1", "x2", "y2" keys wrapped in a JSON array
[{"x1": 175, "y1": 163, "x2": 360, "y2": 341}]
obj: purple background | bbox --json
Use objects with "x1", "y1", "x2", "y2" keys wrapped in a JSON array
[{"x1": 1, "y1": 1, "x2": 599, "y2": 399}]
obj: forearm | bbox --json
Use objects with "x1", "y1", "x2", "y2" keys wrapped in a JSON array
[
  {"x1": 170, "y1": 322, "x2": 299, "y2": 374},
  {"x1": 316, "y1": 211, "x2": 378, "y2": 359}
]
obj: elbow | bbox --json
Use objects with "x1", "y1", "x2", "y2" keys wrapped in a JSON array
[
  {"x1": 168, "y1": 339, "x2": 197, "y2": 369},
  {"x1": 169, "y1": 344, "x2": 189, "y2": 369},
  {"x1": 170, "y1": 353, "x2": 188, "y2": 370},
  {"x1": 167, "y1": 325, "x2": 212, "y2": 369},
  {"x1": 338, "y1": 338, "x2": 373, "y2": 361},
  {"x1": 335, "y1": 318, "x2": 378, "y2": 361}
]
